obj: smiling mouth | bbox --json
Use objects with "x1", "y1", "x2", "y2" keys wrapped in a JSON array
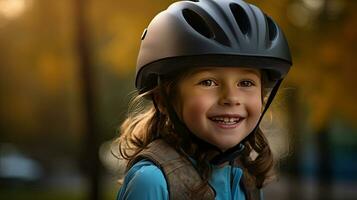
[{"x1": 209, "y1": 116, "x2": 244, "y2": 125}]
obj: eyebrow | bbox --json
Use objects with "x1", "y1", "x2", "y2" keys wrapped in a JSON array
[{"x1": 239, "y1": 68, "x2": 261, "y2": 77}]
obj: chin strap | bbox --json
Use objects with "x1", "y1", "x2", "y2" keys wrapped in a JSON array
[{"x1": 210, "y1": 79, "x2": 284, "y2": 165}]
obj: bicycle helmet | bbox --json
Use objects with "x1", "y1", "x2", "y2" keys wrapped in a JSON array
[{"x1": 136, "y1": 0, "x2": 292, "y2": 92}]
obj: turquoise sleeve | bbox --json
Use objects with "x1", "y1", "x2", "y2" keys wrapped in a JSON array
[{"x1": 116, "y1": 160, "x2": 169, "y2": 200}]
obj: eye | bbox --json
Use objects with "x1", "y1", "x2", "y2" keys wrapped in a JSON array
[
  {"x1": 238, "y1": 80, "x2": 255, "y2": 87},
  {"x1": 199, "y1": 79, "x2": 217, "y2": 87}
]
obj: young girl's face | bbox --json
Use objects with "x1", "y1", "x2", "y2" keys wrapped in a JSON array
[{"x1": 175, "y1": 67, "x2": 262, "y2": 151}]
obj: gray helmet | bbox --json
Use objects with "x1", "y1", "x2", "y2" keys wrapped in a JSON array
[{"x1": 135, "y1": 0, "x2": 292, "y2": 92}]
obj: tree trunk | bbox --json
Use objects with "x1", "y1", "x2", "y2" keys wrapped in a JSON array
[{"x1": 74, "y1": 1, "x2": 102, "y2": 200}]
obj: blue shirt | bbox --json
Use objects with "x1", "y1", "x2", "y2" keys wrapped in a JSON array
[{"x1": 117, "y1": 159, "x2": 246, "y2": 200}]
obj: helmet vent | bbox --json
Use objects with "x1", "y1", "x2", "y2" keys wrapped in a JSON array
[
  {"x1": 182, "y1": 9, "x2": 214, "y2": 39},
  {"x1": 230, "y1": 3, "x2": 250, "y2": 35},
  {"x1": 266, "y1": 16, "x2": 277, "y2": 41}
]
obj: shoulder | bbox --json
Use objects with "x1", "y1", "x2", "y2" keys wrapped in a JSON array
[
  {"x1": 117, "y1": 159, "x2": 168, "y2": 200},
  {"x1": 127, "y1": 159, "x2": 166, "y2": 187}
]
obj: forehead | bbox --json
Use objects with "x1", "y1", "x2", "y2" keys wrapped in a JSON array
[{"x1": 185, "y1": 67, "x2": 261, "y2": 77}]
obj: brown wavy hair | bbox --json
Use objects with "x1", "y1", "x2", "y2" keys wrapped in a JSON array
[{"x1": 115, "y1": 70, "x2": 275, "y2": 193}]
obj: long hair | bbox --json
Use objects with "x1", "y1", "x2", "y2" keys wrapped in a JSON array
[{"x1": 115, "y1": 71, "x2": 275, "y2": 191}]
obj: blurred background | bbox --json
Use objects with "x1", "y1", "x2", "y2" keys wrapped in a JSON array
[{"x1": 0, "y1": 0, "x2": 356, "y2": 199}]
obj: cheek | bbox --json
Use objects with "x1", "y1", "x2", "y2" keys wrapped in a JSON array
[
  {"x1": 248, "y1": 96, "x2": 263, "y2": 120},
  {"x1": 181, "y1": 95, "x2": 210, "y2": 122}
]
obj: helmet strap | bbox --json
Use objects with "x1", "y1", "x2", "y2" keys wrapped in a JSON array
[{"x1": 151, "y1": 95, "x2": 162, "y2": 139}]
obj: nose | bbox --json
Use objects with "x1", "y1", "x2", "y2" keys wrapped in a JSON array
[{"x1": 218, "y1": 85, "x2": 241, "y2": 106}]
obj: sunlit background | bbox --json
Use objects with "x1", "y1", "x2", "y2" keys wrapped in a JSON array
[{"x1": 0, "y1": 0, "x2": 356, "y2": 199}]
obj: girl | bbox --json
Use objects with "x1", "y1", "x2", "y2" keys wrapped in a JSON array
[{"x1": 116, "y1": 0, "x2": 292, "y2": 199}]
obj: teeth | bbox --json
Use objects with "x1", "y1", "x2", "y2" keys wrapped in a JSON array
[{"x1": 211, "y1": 117, "x2": 241, "y2": 124}]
